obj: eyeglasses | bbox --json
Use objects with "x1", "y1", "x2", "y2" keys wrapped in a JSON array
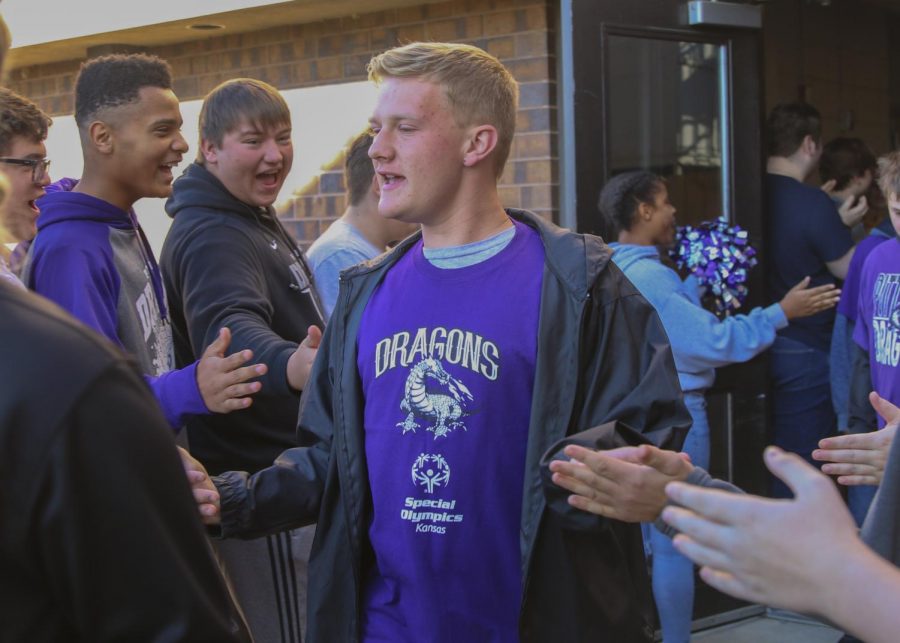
[{"x1": 0, "y1": 157, "x2": 51, "y2": 184}]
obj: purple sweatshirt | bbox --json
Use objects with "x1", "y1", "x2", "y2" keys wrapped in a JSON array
[{"x1": 26, "y1": 183, "x2": 206, "y2": 429}]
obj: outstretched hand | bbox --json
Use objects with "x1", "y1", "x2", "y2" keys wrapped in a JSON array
[
  {"x1": 196, "y1": 327, "x2": 267, "y2": 413},
  {"x1": 813, "y1": 391, "x2": 900, "y2": 486},
  {"x1": 177, "y1": 447, "x2": 221, "y2": 526},
  {"x1": 286, "y1": 325, "x2": 323, "y2": 391},
  {"x1": 778, "y1": 276, "x2": 840, "y2": 320},
  {"x1": 662, "y1": 446, "x2": 862, "y2": 615},
  {"x1": 549, "y1": 444, "x2": 693, "y2": 522}
]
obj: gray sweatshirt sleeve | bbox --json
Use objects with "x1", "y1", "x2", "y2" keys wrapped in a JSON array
[
  {"x1": 861, "y1": 434, "x2": 900, "y2": 564},
  {"x1": 653, "y1": 466, "x2": 744, "y2": 539}
]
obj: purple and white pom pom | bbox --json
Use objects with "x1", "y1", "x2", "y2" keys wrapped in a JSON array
[{"x1": 669, "y1": 216, "x2": 758, "y2": 317}]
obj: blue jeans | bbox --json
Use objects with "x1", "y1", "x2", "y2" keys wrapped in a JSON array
[
  {"x1": 648, "y1": 392, "x2": 708, "y2": 643},
  {"x1": 768, "y1": 335, "x2": 836, "y2": 498},
  {"x1": 848, "y1": 484, "x2": 877, "y2": 527}
]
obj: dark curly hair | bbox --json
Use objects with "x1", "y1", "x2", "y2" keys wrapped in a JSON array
[
  {"x1": 0, "y1": 87, "x2": 51, "y2": 155},
  {"x1": 74, "y1": 54, "x2": 173, "y2": 128},
  {"x1": 597, "y1": 170, "x2": 664, "y2": 238}
]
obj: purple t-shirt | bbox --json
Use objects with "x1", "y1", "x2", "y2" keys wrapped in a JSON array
[
  {"x1": 356, "y1": 220, "x2": 544, "y2": 643},
  {"x1": 837, "y1": 234, "x2": 891, "y2": 321},
  {"x1": 853, "y1": 238, "x2": 900, "y2": 427}
]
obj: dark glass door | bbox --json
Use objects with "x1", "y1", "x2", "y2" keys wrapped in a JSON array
[{"x1": 567, "y1": 0, "x2": 768, "y2": 634}]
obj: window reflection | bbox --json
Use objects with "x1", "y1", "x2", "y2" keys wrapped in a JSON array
[{"x1": 607, "y1": 36, "x2": 725, "y2": 226}]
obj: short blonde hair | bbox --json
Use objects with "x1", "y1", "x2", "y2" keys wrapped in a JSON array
[
  {"x1": 367, "y1": 42, "x2": 518, "y2": 178},
  {"x1": 877, "y1": 151, "x2": 900, "y2": 200}
]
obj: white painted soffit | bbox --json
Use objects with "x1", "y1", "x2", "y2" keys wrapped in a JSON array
[
  {"x1": 5, "y1": 0, "x2": 289, "y2": 48},
  {"x1": 3, "y1": 0, "x2": 444, "y2": 69}
]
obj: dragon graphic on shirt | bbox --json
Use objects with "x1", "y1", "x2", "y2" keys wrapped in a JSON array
[{"x1": 397, "y1": 358, "x2": 474, "y2": 438}]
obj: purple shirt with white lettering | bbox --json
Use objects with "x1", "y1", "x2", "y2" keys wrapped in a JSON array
[
  {"x1": 854, "y1": 238, "x2": 900, "y2": 427},
  {"x1": 356, "y1": 220, "x2": 544, "y2": 643}
]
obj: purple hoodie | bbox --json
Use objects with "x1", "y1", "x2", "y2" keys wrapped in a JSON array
[{"x1": 26, "y1": 179, "x2": 206, "y2": 429}]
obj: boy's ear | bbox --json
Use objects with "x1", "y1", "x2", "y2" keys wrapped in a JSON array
[
  {"x1": 200, "y1": 138, "x2": 219, "y2": 165},
  {"x1": 87, "y1": 120, "x2": 114, "y2": 155},
  {"x1": 462, "y1": 124, "x2": 499, "y2": 168},
  {"x1": 800, "y1": 134, "x2": 820, "y2": 158}
]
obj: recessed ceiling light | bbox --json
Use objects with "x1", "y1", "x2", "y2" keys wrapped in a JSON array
[{"x1": 188, "y1": 23, "x2": 225, "y2": 31}]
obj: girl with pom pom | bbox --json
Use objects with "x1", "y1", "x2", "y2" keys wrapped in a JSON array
[{"x1": 598, "y1": 170, "x2": 840, "y2": 643}]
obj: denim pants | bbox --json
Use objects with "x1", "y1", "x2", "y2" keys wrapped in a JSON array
[
  {"x1": 647, "y1": 392, "x2": 708, "y2": 643},
  {"x1": 768, "y1": 335, "x2": 836, "y2": 498}
]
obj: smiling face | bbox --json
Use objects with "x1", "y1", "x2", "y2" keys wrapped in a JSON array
[
  {"x1": 0, "y1": 135, "x2": 49, "y2": 242},
  {"x1": 202, "y1": 119, "x2": 293, "y2": 208},
  {"x1": 107, "y1": 86, "x2": 187, "y2": 201},
  {"x1": 368, "y1": 77, "x2": 469, "y2": 227}
]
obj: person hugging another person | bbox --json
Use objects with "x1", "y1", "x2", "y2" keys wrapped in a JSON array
[{"x1": 598, "y1": 170, "x2": 839, "y2": 643}]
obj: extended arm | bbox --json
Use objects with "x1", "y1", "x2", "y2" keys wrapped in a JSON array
[
  {"x1": 660, "y1": 275, "x2": 837, "y2": 374},
  {"x1": 167, "y1": 224, "x2": 320, "y2": 397},
  {"x1": 814, "y1": 392, "x2": 899, "y2": 486},
  {"x1": 539, "y1": 266, "x2": 693, "y2": 530},
  {"x1": 573, "y1": 264, "x2": 693, "y2": 451},
  {"x1": 662, "y1": 447, "x2": 900, "y2": 643},
  {"x1": 211, "y1": 320, "x2": 336, "y2": 538}
]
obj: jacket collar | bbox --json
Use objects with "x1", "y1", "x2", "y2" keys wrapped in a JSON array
[{"x1": 340, "y1": 208, "x2": 612, "y2": 299}]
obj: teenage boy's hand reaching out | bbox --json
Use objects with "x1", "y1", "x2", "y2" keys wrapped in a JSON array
[
  {"x1": 286, "y1": 325, "x2": 322, "y2": 391},
  {"x1": 196, "y1": 327, "x2": 268, "y2": 412}
]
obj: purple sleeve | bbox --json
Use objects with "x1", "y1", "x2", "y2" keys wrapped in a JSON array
[
  {"x1": 143, "y1": 361, "x2": 209, "y2": 430},
  {"x1": 838, "y1": 236, "x2": 887, "y2": 321},
  {"x1": 30, "y1": 242, "x2": 121, "y2": 345}
]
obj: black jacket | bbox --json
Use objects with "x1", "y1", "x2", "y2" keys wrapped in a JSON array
[
  {"x1": 0, "y1": 282, "x2": 248, "y2": 642},
  {"x1": 849, "y1": 342, "x2": 877, "y2": 434},
  {"x1": 162, "y1": 163, "x2": 325, "y2": 474},
  {"x1": 216, "y1": 210, "x2": 690, "y2": 642}
]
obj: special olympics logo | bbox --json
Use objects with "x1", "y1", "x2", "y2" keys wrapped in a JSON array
[{"x1": 411, "y1": 453, "x2": 450, "y2": 494}]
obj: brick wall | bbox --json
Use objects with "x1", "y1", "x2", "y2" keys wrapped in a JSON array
[{"x1": 7, "y1": 0, "x2": 558, "y2": 247}]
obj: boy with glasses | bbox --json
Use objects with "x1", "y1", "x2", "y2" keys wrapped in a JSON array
[
  {"x1": 0, "y1": 14, "x2": 249, "y2": 641},
  {"x1": 0, "y1": 87, "x2": 51, "y2": 287}
]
